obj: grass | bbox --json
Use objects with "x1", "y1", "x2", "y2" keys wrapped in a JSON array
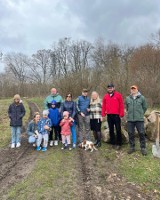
[
  {"x1": 117, "y1": 142, "x2": 160, "y2": 192},
  {"x1": 27, "y1": 97, "x2": 44, "y2": 110},
  {"x1": 0, "y1": 98, "x2": 30, "y2": 148},
  {"x1": 2, "y1": 97, "x2": 160, "y2": 198},
  {"x1": 6, "y1": 147, "x2": 81, "y2": 200}
]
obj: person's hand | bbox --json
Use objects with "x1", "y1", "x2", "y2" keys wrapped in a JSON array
[
  {"x1": 87, "y1": 108, "x2": 90, "y2": 112},
  {"x1": 100, "y1": 117, "x2": 103, "y2": 122},
  {"x1": 44, "y1": 125, "x2": 50, "y2": 130},
  {"x1": 69, "y1": 117, "x2": 74, "y2": 122},
  {"x1": 81, "y1": 112, "x2": 85, "y2": 117}
]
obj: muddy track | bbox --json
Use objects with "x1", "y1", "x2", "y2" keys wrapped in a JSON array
[
  {"x1": 76, "y1": 147, "x2": 156, "y2": 200},
  {"x1": 0, "y1": 102, "x2": 40, "y2": 199}
]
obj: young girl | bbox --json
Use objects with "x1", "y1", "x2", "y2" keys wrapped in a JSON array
[
  {"x1": 8, "y1": 94, "x2": 26, "y2": 148},
  {"x1": 59, "y1": 111, "x2": 73, "y2": 150},
  {"x1": 36, "y1": 110, "x2": 52, "y2": 152}
]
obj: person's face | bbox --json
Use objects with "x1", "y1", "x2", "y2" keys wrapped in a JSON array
[
  {"x1": 43, "y1": 114, "x2": 48, "y2": 119},
  {"x1": 14, "y1": 98, "x2": 20, "y2": 104},
  {"x1": 107, "y1": 87, "x2": 114, "y2": 94},
  {"x1": 131, "y1": 88, "x2": 138, "y2": 95},
  {"x1": 51, "y1": 104, "x2": 56, "y2": 108},
  {"x1": 64, "y1": 115, "x2": 68, "y2": 119},
  {"x1": 82, "y1": 91, "x2": 88, "y2": 96},
  {"x1": 35, "y1": 115, "x2": 40, "y2": 123},
  {"x1": 66, "y1": 94, "x2": 72, "y2": 101},
  {"x1": 91, "y1": 92, "x2": 98, "y2": 100},
  {"x1": 51, "y1": 88, "x2": 57, "y2": 95}
]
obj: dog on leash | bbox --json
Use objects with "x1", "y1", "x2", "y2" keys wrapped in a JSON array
[{"x1": 79, "y1": 140, "x2": 97, "y2": 152}]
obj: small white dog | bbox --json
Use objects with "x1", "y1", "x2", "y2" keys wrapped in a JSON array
[{"x1": 79, "y1": 140, "x2": 97, "y2": 152}]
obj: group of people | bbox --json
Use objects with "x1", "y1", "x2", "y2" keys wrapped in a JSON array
[{"x1": 8, "y1": 84, "x2": 148, "y2": 155}]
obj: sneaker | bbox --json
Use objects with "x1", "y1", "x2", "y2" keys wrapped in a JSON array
[
  {"x1": 54, "y1": 140, "x2": 58, "y2": 146},
  {"x1": 73, "y1": 143, "x2": 76, "y2": 149},
  {"x1": 69, "y1": 147, "x2": 72, "y2": 151},
  {"x1": 141, "y1": 148, "x2": 147, "y2": 156},
  {"x1": 61, "y1": 146, "x2": 64, "y2": 150},
  {"x1": 33, "y1": 143, "x2": 36, "y2": 147},
  {"x1": 42, "y1": 147, "x2": 47, "y2": 152},
  {"x1": 16, "y1": 142, "x2": 21, "y2": 148},
  {"x1": 36, "y1": 146, "x2": 41, "y2": 151},
  {"x1": 11, "y1": 143, "x2": 15, "y2": 148},
  {"x1": 128, "y1": 148, "x2": 135, "y2": 154},
  {"x1": 96, "y1": 142, "x2": 101, "y2": 147},
  {"x1": 50, "y1": 140, "x2": 53, "y2": 147}
]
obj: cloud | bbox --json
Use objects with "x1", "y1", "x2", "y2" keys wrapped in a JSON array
[{"x1": 0, "y1": 0, "x2": 160, "y2": 58}]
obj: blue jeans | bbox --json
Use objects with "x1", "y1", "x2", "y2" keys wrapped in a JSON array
[
  {"x1": 36, "y1": 134, "x2": 48, "y2": 148},
  {"x1": 71, "y1": 121, "x2": 76, "y2": 144},
  {"x1": 11, "y1": 126, "x2": 21, "y2": 144},
  {"x1": 28, "y1": 135, "x2": 36, "y2": 143}
]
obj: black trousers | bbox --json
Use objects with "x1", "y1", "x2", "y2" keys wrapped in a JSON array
[
  {"x1": 127, "y1": 121, "x2": 146, "y2": 149},
  {"x1": 107, "y1": 114, "x2": 122, "y2": 146},
  {"x1": 49, "y1": 125, "x2": 60, "y2": 141}
]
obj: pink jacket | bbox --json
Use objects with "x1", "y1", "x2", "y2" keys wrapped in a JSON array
[{"x1": 59, "y1": 119, "x2": 72, "y2": 135}]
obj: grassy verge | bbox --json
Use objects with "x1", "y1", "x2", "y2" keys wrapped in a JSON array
[
  {"x1": 0, "y1": 98, "x2": 29, "y2": 148},
  {"x1": 27, "y1": 97, "x2": 44, "y2": 110},
  {"x1": 6, "y1": 147, "x2": 81, "y2": 200},
  {"x1": 117, "y1": 142, "x2": 160, "y2": 192}
]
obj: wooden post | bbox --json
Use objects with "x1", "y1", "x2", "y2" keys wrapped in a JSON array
[{"x1": 155, "y1": 113, "x2": 160, "y2": 148}]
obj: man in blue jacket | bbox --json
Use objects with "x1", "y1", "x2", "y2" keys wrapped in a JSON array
[{"x1": 77, "y1": 89, "x2": 90, "y2": 143}]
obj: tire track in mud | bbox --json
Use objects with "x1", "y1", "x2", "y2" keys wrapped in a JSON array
[
  {"x1": 0, "y1": 101, "x2": 40, "y2": 198},
  {"x1": 76, "y1": 147, "x2": 156, "y2": 200},
  {"x1": 77, "y1": 149, "x2": 95, "y2": 200}
]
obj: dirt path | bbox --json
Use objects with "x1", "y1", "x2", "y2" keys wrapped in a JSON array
[
  {"x1": 0, "y1": 101, "x2": 158, "y2": 200},
  {"x1": 0, "y1": 102, "x2": 40, "y2": 199},
  {"x1": 76, "y1": 148, "x2": 155, "y2": 200}
]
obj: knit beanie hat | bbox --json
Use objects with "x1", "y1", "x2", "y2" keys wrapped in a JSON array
[
  {"x1": 51, "y1": 100, "x2": 57, "y2": 105},
  {"x1": 13, "y1": 94, "x2": 20, "y2": 100},
  {"x1": 63, "y1": 111, "x2": 69, "y2": 117},
  {"x1": 43, "y1": 110, "x2": 49, "y2": 116}
]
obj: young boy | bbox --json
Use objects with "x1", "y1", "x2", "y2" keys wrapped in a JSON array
[
  {"x1": 59, "y1": 111, "x2": 73, "y2": 150},
  {"x1": 48, "y1": 100, "x2": 61, "y2": 146},
  {"x1": 36, "y1": 110, "x2": 52, "y2": 152},
  {"x1": 8, "y1": 94, "x2": 26, "y2": 148}
]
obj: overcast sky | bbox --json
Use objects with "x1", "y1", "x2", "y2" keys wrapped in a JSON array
[{"x1": 0, "y1": 0, "x2": 160, "y2": 62}]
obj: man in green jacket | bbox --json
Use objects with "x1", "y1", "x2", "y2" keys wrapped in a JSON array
[
  {"x1": 125, "y1": 85, "x2": 147, "y2": 155},
  {"x1": 44, "y1": 88, "x2": 63, "y2": 109}
]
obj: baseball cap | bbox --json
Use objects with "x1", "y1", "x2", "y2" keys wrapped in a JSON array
[
  {"x1": 107, "y1": 83, "x2": 114, "y2": 88},
  {"x1": 130, "y1": 85, "x2": 138, "y2": 90}
]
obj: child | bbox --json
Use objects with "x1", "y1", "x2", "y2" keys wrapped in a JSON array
[
  {"x1": 36, "y1": 110, "x2": 52, "y2": 152},
  {"x1": 8, "y1": 94, "x2": 26, "y2": 148},
  {"x1": 48, "y1": 100, "x2": 61, "y2": 146},
  {"x1": 59, "y1": 111, "x2": 73, "y2": 150}
]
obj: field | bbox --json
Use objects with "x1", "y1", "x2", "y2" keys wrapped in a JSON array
[{"x1": 0, "y1": 98, "x2": 160, "y2": 200}]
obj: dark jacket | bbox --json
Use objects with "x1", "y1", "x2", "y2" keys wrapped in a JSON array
[
  {"x1": 125, "y1": 93, "x2": 147, "y2": 122},
  {"x1": 8, "y1": 103, "x2": 26, "y2": 126},
  {"x1": 61, "y1": 101, "x2": 77, "y2": 120},
  {"x1": 27, "y1": 120, "x2": 38, "y2": 136}
]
